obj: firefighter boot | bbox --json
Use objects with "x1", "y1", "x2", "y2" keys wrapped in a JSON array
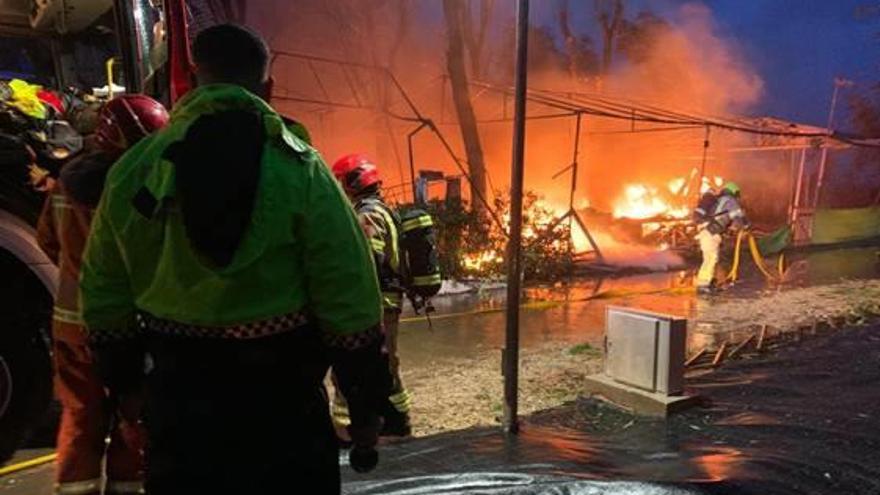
[{"x1": 380, "y1": 390, "x2": 412, "y2": 437}]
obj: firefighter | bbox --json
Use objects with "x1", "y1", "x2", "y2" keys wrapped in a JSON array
[
  {"x1": 36, "y1": 94, "x2": 169, "y2": 495},
  {"x1": 79, "y1": 24, "x2": 389, "y2": 494},
  {"x1": 694, "y1": 181, "x2": 750, "y2": 294},
  {"x1": 331, "y1": 154, "x2": 412, "y2": 437}
]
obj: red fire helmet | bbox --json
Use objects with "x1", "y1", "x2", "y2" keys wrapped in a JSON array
[
  {"x1": 331, "y1": 153, "x2": 381, "y2": 196},
  {"x1": 94, "y1": 94, "x2": 169, "y2": 157}
]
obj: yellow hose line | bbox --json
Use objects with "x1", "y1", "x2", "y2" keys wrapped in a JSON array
[
  {"x1": 400, "y1": 306, "x2": 503, "y2": 323},
  {"x1": 726, "y1": 230, "x2": 784, "y2": 284},
  {"x1": 0, "y1": 453, "x2": 56, "y2": 477},
  {"x1": 777, "y1": 252, "x2": 786, "y2": 278},
  {"x1": 725, "y1": 230, "x2": 746, "y2": 283},
  {"x1": 747, "y1": 233, "x2": 781, "y2": 282}
]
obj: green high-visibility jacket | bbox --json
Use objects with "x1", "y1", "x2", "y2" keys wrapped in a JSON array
[{"x1": 80, "y1": 84, "x2": 382, "y2": 340}]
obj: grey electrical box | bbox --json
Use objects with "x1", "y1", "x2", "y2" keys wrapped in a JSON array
[{"x1": 605, "y1": 306, "x2": 687, "y2": 396}]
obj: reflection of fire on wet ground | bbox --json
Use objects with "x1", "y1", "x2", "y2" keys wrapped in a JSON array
[{"x1": 349, "y1": 324, "x2": 880, "y2": 494}]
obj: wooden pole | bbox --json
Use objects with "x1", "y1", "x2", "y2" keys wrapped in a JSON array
[
  {"x1": 712, "y1": 342, "x2": 728, "y2": 367},
  {"x1": 503, "y1": 0, "x2": 529, "y2": 435}
]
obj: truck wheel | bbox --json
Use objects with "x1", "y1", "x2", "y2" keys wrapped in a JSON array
[{"x1": 0, "y1": 253, "x2": 53, "y2": 465}]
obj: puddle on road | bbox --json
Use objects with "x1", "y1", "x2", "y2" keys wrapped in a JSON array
[{"x1": 398, "y1": 246, "x2": 880, "y2": 365}]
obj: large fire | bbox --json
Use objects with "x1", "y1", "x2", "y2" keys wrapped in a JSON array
[
  {"x1": 458, "y1": 172, "x2": 724, "y2": 274},
  {"x1": 612, "y1": 183, "x2": 689, "y2": 220},
  {"x1": 462, "y1": 250, "x2": 503, "y2": 272},
  {"x1": 612, "y1": 172, "x2": 725, "y2": 221}
]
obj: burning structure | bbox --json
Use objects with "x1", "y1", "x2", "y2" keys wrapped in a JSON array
[{"x1": 191, "y1": 1, "x2": 880, "y2": 277}]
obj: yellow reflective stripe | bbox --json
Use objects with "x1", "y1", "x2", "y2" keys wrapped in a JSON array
[
  {"x1": 402, "y1": 215, "x2": 432, "y2": 231},
  {"x1": 371, "y1": 205, "x2": 400, "y2": 272},
  {"x1": 383, "y1": 291, "x2": 403, "y2": 302},
  {"x1": 104, "y1": 480, "x2": 145, "y2": 494},
  {"x1": 412, "y1": 274, "x2": 441, "y2": 286},
  {"x1": 51, "y1": 194, "x2": 70, "y2": 225},
  {"x1": 370, "y1": 238, "x2": 386, "y2": 251},
  {"x1": 389, "y1": 389, "x2": 412, "y2": 413},
  {"x1": 383, "y1": 291, "x2": 403, "y2": 309},
  {"x1": 51, "y1": 194, "x2": 70, "y2": 207},
  {"x1": 55, "y1": 478, "x2": 102, "y2": 494},
  {"x1": 331, "y1": 401, "x2": 351, "y2": 427},
  {"x1": 53, "y1": 306, "x2": 84, "y2": 325}
]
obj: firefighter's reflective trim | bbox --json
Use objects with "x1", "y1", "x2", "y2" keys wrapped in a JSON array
[
  {"x1": 51, "y1": 193, "x2": 72, "y2": 209},
  {"x1": 402, "y1": 215, "x2": 433, "y2": 231},
  {"x1": 51, "y1": 193, "x2": 70, "y2": 225},
  {"x1": 331, "y1": 400, "x2": 351, "y2": 427},
  {"x1": 370, "y1": 238, "x2": 386, "y2": 252},
  {"x1": 54, "y1": 478, "x2": 101, "y2": 495},
  {"x1": 383, "y1": 291, "x2": 403, "y2": 310},
  {"x1": 389, "y1": 389, "x2": 412, "y2": 413},
  {"x1": 412, "y1": 273, "x2": 441, "y2": 286},
  {"x1": 713, "y1": 195, "x2": 745, "y2": 228},
  {"x1": 370, "y1": 203, "x2": 400, "y2": 273},
  {"x1": 53, "y1": 305, "x2": 84, "y2": 325},
  {"x1": 105, "y1": 480, "x2": 145, "y2": 494}
]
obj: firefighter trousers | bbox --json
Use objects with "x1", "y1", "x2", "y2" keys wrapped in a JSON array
[
  {"x1": 53, "y1": 321, "x2": 145, "y2": 495},
  {"x1": 330, "y1": 311, "x2": 410, "y2": 431},
  {"x1": 142, "y1": 329, "x2": 340, "y2": 495},
  {"x1": 696, "y1": 228, "x2": 723, "y2": 287}
]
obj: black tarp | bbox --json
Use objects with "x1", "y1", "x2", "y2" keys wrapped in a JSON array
[{"x1": 343, "y1": 324, "x2": 880, "y2": 495}]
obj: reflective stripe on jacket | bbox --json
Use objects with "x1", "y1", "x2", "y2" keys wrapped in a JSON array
[
  {"x1": 36, "y1": 184, "x2": 94, "y2": 329},
  {"x1": 712, "y1": 194, "x2": 747, "y2": 231},
  {"x1": 355, "y1": 196, "x2": 403, "y2": 310},
  {"x1": 80, "y1": 84, "x2": 382, "y2": 341}
]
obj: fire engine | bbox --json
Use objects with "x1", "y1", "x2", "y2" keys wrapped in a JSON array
[{"x1": 0, "y1": 0, "x2": 196, "y2": 462}]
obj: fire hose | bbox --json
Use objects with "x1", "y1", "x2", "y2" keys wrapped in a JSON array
[
  {"x1": 400, "y1": 231, "x2": 787, "y2": 325},
  {"x1": 726, "y1": 229, "x2": 786, "y2": 284}
]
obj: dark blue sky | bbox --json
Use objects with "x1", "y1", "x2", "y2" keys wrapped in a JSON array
[{"x1": 532, "y1": 0, "x2": 880, "y2": 128}]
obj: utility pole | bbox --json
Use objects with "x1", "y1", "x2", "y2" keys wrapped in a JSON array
[
  {"x1": 503, "y1": 0, "x2": 529, "y2": 435},
  {"x1": 813, "y1": 77, "x2": 853, "y2": 207}
]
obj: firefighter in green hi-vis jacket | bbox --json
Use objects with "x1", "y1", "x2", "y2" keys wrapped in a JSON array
[{"x1": 80, "y1": 25, "x2": 390, "y2": 494}]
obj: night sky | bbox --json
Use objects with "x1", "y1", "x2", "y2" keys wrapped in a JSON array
[{"x1": 533, "y1": 0, "x2": 880, "y2": 129}]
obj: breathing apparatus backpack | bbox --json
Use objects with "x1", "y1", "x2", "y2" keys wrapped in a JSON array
[
  {"x1": 398, "y1": 208, "x2": 442, "y2": 306},
  {"x1": 694, "y1": 191, "x2": 719, "y2": 224},
  {"x1": 361, "y1": 199, "x2": 442, "y2": 314}
]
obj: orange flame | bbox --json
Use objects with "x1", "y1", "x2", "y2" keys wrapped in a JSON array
[{"x1": 612, "y1": 172, "x2": 724, "y2": 221}]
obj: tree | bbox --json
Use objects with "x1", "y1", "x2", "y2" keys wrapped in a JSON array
[
  {"x1": 312, "y1": 0, "x2": 413, "y2": 186},
  {"x1": 557, "y1": 0, "x2": 600, "y2": 83},
  {"x1": 595, "y1": 0, "x2": 624, "y2": 80},
  {"x1": 847, "y1": 89, "x2": 880, "y2": 204},
  {"x1": 443, "y1": 0, "x2": 489, "y2": 215},
  {"x1": 496, "y1": 25, "x2": 571, "y2": 80},
  {"x1": 617, "y1": 11, "x2": 670, "y2": 64},
  {"x1": 461, "y1": 0, "x2": 495, "y2": 80}
]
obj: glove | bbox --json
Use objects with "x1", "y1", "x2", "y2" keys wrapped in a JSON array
[
  {"x1": 349, "y1": 445, "x2": 379, "y2": 473},
  {"x1": 329, "y1": 326, "x2": 392, "y2": 473}
]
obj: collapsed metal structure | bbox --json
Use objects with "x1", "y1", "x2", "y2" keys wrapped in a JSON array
[{"x1": 270, "y1": 49, "x2": 879, "y2": 251}]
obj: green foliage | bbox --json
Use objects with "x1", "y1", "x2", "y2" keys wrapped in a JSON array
[
  {"x1": 568, "y1": 342, "x2": 600, "y2": 356},
  {"x1": 408, "y1": 191, "x2": 574, "y2": 282}
]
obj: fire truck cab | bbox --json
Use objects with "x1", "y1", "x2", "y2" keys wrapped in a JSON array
[{"x1": 0, "y1": 0, "x2": 183, "y2": 463}]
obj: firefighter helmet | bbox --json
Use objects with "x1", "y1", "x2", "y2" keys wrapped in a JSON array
[
  {"x1": 94, "y1": 95, "x2": 169, "y2": 157},
  {"x1": 331, "y1": 153, "x2": 381, "y2": 196},
  {"x1": 722, "y1": 182, "x2": 741, "y2": 196}
]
